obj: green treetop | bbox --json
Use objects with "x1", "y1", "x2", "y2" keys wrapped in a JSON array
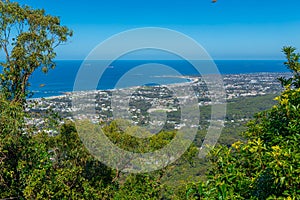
[
  {"x1": 186, "y1": 47, "x2": 300, "y2": 199},
  {"x1": 0, "y1": 0, "x2": 72, "y2": 103}
]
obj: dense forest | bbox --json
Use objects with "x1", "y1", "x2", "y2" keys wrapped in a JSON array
[{"x1": 1, "y1": 1, "x2": 300, "y2": 199}]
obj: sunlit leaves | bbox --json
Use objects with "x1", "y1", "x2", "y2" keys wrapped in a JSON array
[
  {"x1": 0, "y1": 1, "x2": 72, "y2": 103},
  {"x1": 186, "y1": 48, "x2": 300, "y2": 199}
]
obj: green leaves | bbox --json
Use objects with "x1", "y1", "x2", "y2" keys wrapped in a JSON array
[
  {"x1": 186, "y1": 47, "x2": 300, "y2": 199},
  {"x1": 0, "y1": 1, "x2": 72, "y2": 103},
  {"x1": 280, "y1": 46, "x2": 300, "y2": 88},
  {"x1": 0, "y1": 116, "x2": 116, "y2": 199}
]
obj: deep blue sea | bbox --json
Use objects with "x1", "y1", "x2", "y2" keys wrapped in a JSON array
[{"x1": 27, "y1": 60, "x2": 289, "y2": 98}]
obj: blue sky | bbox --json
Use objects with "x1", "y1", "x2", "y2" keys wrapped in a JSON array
[{"x1": 16, "y1": 0, "x2": 300, "y2": 60}]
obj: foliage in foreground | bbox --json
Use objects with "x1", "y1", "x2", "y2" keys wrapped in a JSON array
[
  {"x1": 0, "y1": 2, "x2": 299, "y2": 197},
  {"x1": 0, "y1": 0, "x2": 72, "y2": 103},
  {"x1": 187, "y1": 47, "x2": 300, "y2": 199},
  {"x1": 0, "y1": 98, "x2": 198, "y2": 199}
]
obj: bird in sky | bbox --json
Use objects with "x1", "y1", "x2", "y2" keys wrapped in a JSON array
[{"x1": 212, "y1": 0, "x2": 217, "y2": 3}]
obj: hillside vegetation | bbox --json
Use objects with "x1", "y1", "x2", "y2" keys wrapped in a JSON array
[{"x1": 0, "y1": 1, "x2": 299, "y2": 199}]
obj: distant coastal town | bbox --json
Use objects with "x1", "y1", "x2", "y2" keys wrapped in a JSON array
[{"x1": 26, "y1": 72, "x2": 290, "y2": 132}]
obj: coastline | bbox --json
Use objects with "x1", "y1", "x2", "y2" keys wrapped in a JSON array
[
  {"x1": 27, "y1": 72, "x2": 291, "y2": 101},
  {"x1": 25, "y1": 71, "x2": 288, "y2": 129}
]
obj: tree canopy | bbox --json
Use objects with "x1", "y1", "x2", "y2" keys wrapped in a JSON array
[
  {"x1": 0, "y1": 0, "x2": 72, "y2": 103},
  {"x1": 1, "y1": 1, "x2": 300, "y2": 199},
  {"x1": 187, "y1": 47, "x2": 300, "y2": 199}
]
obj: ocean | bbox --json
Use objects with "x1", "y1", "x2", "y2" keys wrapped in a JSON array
[{"x1": 28, "y1": 60, "x2": 289, "y2": 98}]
